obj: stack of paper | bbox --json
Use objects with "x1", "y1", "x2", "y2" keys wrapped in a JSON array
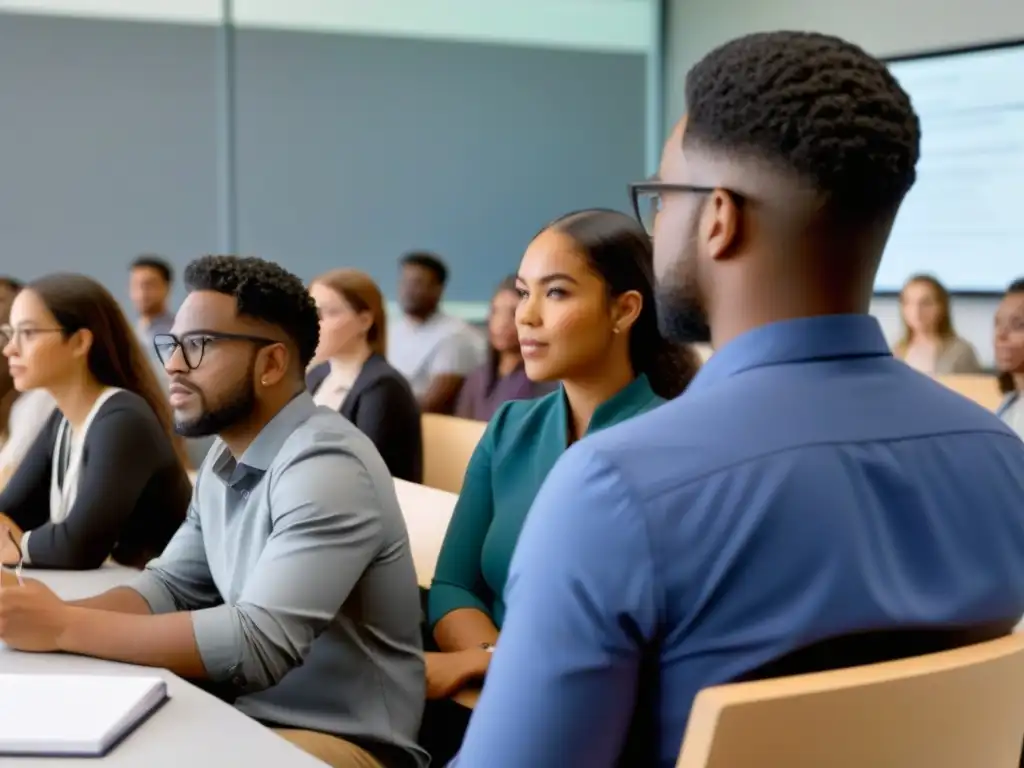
[{"x1": 0, "y1": 674, "x2": 168, "y2": 756}]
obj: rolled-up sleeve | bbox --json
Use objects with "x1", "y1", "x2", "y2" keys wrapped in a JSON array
[
  {"x1": 187, "y1": 448, "x2": 386, "y2": 693},
  {"x1": 128, "y1": 504, "x2": 220, "y2": 615}
]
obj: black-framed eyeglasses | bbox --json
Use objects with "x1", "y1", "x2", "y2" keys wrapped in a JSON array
[
  {"x1": 153, "y1": 331, "x2": 280, "y2": 371},
  {"x1": 629, "y1": 181, "x2": 724, "y2": 236},
  {"x1": 1, "y1": 525, "x2": 24, "y2": 586},
  {"x1": 0, "y1": 324, "x2": 64, "y2": 347}
]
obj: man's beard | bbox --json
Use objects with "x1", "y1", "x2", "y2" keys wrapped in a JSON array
[
  {"x1": 655, "y1": 246, "x2": 711, "y2": 344},
  {"x1": 174, "y1": 372, "x2": 258, "y2": 439}
]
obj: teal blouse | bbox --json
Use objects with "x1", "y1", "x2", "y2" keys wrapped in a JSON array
[{"x1": 427, "y1": 375, "x2": 664, "y2": 631}]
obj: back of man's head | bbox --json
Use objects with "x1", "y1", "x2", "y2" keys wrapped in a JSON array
[
  {"x1": 685, "y1": 31, "x2": 920, "y2": 226},
  {"x1": 184, "y1": 255, "x2": 320, "y2": 375}
]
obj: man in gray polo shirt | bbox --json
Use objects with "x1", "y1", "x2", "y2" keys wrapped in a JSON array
[{"x1": 0, "y1": 256, "x2": 427, "y2": 768}]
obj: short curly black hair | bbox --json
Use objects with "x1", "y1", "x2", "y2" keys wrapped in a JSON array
[
  {"x1": 401, "y1": 251, "x2": 448, "y2": 286},
  {"x1": 685, "y1": 31, "x2": 920, "y2": 220},
  {"x1": 184, "y1": 255, "x2": 320, "y2": 371}
]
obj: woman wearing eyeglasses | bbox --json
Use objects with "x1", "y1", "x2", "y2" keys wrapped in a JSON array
[{"x1": 0, "y1": 274, "x2": 190, "y2": 572}]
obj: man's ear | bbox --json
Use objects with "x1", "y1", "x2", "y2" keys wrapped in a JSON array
[
  {"x1": 256, "y1": 343, "x2": 290, "y2": 387},
  {"x1": 701, "y1": 188, "x2": 742, "y2": 261}
]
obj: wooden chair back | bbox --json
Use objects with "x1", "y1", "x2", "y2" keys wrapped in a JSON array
[
  {"x1": 935, "y1": 374, "x2": 1004, "y2": 411},
  {"x1": 421, "y1": 414, "x2": 486, "y2": 494},
  {"x1": 678, "y1": 628, "x2": 1024, "y2": 768}
]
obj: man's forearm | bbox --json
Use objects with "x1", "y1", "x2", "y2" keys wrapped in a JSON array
[
  {"x1": 59, "y1": 607, "x2": 209, "y2": 679},
  {"x1": 69, "y1": 586, "x2": 153, "y2": 614}
]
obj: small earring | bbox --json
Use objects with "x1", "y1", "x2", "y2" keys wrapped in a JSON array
[
  {"x1": 261, "y1": 378, "x2": 268, "y2": 386},
  {"x1": 613, "y1": 327, "x2": 621, "y2": 335}
]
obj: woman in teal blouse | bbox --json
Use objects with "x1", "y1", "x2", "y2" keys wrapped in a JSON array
[{"x1": 424, "y1": 209, "x2": 701, "y2": 708}]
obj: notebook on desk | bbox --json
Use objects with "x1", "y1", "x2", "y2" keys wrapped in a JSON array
[{"x1": 0, "y1": 674, "x2": 168, "y2": 757}]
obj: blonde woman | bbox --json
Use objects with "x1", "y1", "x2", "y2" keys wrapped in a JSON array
[{"x1": 894, "y1": 274, "x2": 980, "y2": 374}]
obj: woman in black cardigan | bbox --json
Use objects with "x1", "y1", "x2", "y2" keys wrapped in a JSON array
[
  {"x1": 308, "y1": 269, "x2": 423, "y2": 482},
  {"x1": 0, "y1": 274, "x2": 190, "y2": 570}
]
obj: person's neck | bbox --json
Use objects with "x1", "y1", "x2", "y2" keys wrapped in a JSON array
[
  {"x1": 562, "y1": 363, "x2": 635, "y2": 445},
  {"x1": 709, "y1": 284, "x2": 869, "y2": 351},
  {"x1": 218, "y1": 388, "x2": 301, "y2": 458},
  {"x1": 49, "y1": 377, "x2": 108, "y2": 433},
  {"x1": 407, "y1": 308, "x2": 438, "y2": 325},
  {"x1": 1013, "y1": 372, "x2": 1024, "y2": 393},
  {"x1": 496, "y1": 350, "x2": 521, "y2": 378},
  {"x1": 140, "y1": 307, "x2": 168, "y2": 327},
  {"x1": 329, "y1": 345, "x2": 373, "y2": 380},
  {"x1": 910, "y1": 331, "x2": 943, "y2": 346}
]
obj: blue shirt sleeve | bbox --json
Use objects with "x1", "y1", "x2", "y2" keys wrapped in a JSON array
[{"x1": 452, "y1": 442, "x2": 659, "y2": 768}]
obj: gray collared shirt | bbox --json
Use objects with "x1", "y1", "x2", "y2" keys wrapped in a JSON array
[{"x1": 130, "y1": 393, "x2": 428, "y2": 767}]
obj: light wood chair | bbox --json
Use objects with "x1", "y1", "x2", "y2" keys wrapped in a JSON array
[
  {"x1": 935, "y1": 373, "x2": 1004, "y2": 411},
  {"x1": 393, "y1": 478, "x2": 457, "y2": 587},
  {"x1": 677, "y1": 632, "x2": 1024, "y2": 768},
  {"x1": 421, "y1": 414, "x2": 486, "y2": 494}
]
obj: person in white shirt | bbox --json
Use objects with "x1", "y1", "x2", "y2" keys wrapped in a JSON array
[
  {"x1": 387, "y1": 252, "x2": 485, "y2": 414},
  {"x1": 995, "y1": 278, "x2": 1024, "y2": 439}
]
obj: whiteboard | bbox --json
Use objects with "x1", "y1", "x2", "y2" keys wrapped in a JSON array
[{"x1": 879, "y1": 42, "x2": 1024, "y2": 293}]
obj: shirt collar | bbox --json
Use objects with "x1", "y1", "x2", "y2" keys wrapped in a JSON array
[
  {"x1": 688, "y1": 314, "x2": 892, "y2": 394},
  {"x1": 212, "y1": 392, "x2": 316, "y2": 486},
  {"x1": 557, "y1": 373, "x2": 659, "y2": 436}
]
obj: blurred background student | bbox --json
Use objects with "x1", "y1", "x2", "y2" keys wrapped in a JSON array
[
  {"x1": 455, "y1": 275, "x2": 554, "y2": 421},
  {"x1": 307, "y1": 269, "x2": 423, "y2": 482},
  {"x1": 995, "y1": 277, "x2": 1024, "y2": 438},
  {"x1": 894, "y1": 274, "x2": 981, "y2": 375},
  {"x1": 0, "y1": 277, "x2": 54, "y2": 490},
  {"x1": 0, "y1": 274, "x2": 190, "y2": 569}
]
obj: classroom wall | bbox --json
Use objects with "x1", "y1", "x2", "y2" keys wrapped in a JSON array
[
  {"x1": 0, "y1": 0, "x2": 656, "y2": 314},
  {"x1": 663, "y1": 0, "x2": 1024, "y2": 366}
]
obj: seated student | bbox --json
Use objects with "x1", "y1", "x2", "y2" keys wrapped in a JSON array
[
  {"x1": 452, "y1": 33, "x2": 1024, "y2": 768},
  {"x1": 0, "y1": 278, "x2": 56, "y2": 489},
  {"x1": 995, "y1": 278, "x2": 1024, "y2": 438},
  {"x1": 894, "y1": 273, "x2": 981, "y2": 374},
  {"x1": 0, "y1": 274, "x2": 189, "y2": 569},
  {"x1": 455, "y1": 276, "x2": 554, "y2": 421},
  {"x1": 388, "y1": 252, "x2": 486, "y2": 414},
  {"x1": 0, "y1": 277, "x2": 22, "y2": 446},
  {"x1": 424, "y1": 210, "x2": 699, "y2": 733},
  {"x1": 307, "y1": 269, "x2": 423, "y2": 482},
  {"x1": 0, "y1": 256, "x2": 428, "y2": 768}
]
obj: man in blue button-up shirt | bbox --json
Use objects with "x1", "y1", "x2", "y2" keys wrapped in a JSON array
[{"x1": 453, "y1": 31, "x2": 1024, "y2": 768}]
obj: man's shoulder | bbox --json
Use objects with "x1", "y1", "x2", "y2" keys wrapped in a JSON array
[{"x1": 277, "y1": 406, "x2": 383, "y2": 466}]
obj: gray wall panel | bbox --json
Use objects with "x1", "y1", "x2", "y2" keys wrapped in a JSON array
[
  {"x1": 0, "y1": 13, "x2": 220, "y2": 307},
  {"x1": 232, "y1": 30, "x2": 647, "y2": 300}
]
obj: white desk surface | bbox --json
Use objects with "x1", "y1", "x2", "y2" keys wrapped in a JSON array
[
  {"x1": 0, "y1": 566, "x2": 325, "y2": 767},
  {"x1": 394, "y1": 478, "x2": 458, "y2": 587},
  {"x1": 0, "y1": 478, "x2": 457, "y2": 764}
]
